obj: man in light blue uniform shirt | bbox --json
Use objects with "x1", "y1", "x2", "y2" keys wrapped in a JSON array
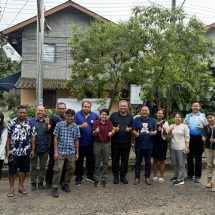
[{"x1": 184, "y1": 101, "x2": 207, "y2": 183}]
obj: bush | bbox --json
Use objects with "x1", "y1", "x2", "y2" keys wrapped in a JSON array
[
  {"x1": 2, "y1": 92, "x2": 19, "y2": 109},
  {"x1": 9, "y1": 105, "x2": 58, "y2": 120}
]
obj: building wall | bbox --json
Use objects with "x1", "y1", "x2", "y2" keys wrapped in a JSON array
[
  {"x1": 20, "y1": 89, "x2": 70, "y2": 107},
  {"x1": 21, "y1": 8, "x2": 92, "y2": 80},
  {"x1": 20, "y1": 89, "x2": 36, "y2": 106}
]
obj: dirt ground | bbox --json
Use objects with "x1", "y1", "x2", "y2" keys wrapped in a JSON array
[{"x1": 0, "y1": 169, "x2": 214, "y2": 215}]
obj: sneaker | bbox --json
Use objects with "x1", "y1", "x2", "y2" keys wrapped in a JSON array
[
  {"x1": 38, "y1": 182, "x2": 44, "y2": 190},
  {"x1": 113, "y1": 176, "x2": 119, "y2": 184},
  {"x1": 101, "y1": 181, "x2": 107, "y2": 187},
  {"x1": 52, "y1": 188, "x2": 59, "y2": 198},
  {"x1": 120, "y1": 176, "x2": 128, "y2": 184},
  {"x1": 195, "y1": 177, "x2": 201, "y2": 183},
  {"x1": 185, "y1": 176, "x2": 194, "y2": 181},
  {"x1": 173, "y1": 180, "x2": 184, "y2": 185},
  {"x1": 45, "y1": 184, "x2": 52, "y2": 190},
  {"x1": 75, "y1": 179, "x2": 82, "y2": 186},
  {"x1": 153, "y1": 177, "x2": 158, "y2": 182},
  {"x1": 158, "y1": 178, "x2": 165, "y2": 184},
  {"x1": 145, "y1": 178, "x2": 152, "y2": 185},
  {"x1": 61, "y1": 184, "x2": 71, "y2": 193},
  {"x1": 133, "y1": 178, "x2": 140, "y2": 185},
  {"x1": 31, "y1": 183, "x2": 37, "y2": 191},
  {"x1": 170, "y1": 177, "x2": 177, "y2": 182},
  {"x1": 86, "y1": 177, "x2": 95, "y2": 183},
  {"x1": 94, "y1": 181, "x2": 99, "y2": 187}
]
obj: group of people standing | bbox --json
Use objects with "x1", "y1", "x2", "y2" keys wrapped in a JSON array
[{"x1": 0, "y1": 100, "x2": 214, "y2": 198}]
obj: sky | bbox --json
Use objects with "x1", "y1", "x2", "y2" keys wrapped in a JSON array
[{"x1": 0, "y1": 0, "x2": 215, "y2": 32}]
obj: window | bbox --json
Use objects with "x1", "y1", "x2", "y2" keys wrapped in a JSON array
[{"x1": 43, "y1": 43, "x2": 56, "y2": 62}]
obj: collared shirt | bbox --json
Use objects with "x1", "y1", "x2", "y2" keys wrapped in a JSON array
[
  {"x1": 7, "y1": 118, "x2": 36, "y2": 156},
  {"x1": 49, "y1": 114, "x2": 66, "y2": 143},
  {"x1": 109, "y1": 111, "x2": 133, "y2": 144},
  {"x1": 93, "y1": 120, "x2": 113, "y2": 143},
  {"x1": 53, "y1": 121, "x2": 80, "y2": 156},
  {"x1": 75, "y1": 111, "x2": 99, "y2": 146},
  {"x1": 203, "y1": 125, "x2": 215, "y2": 150},
  {"x1": 184, "y1": 112, "x2": 207, "y2": 136},
  {"x1": 132, "y1": 116, "x2": 157, "y2": 149},
  {"x1": 29, "y1": 118, "x2": 49, "y2": 153}
]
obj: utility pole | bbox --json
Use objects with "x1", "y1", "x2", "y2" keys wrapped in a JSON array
[
  {"x1": 36, "y1": 0, "x2": 44, "y2": 106},
  {"x1": 171, "y1": 0, "x2": 176, "y2": 10}
]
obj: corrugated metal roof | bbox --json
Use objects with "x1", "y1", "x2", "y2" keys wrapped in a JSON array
[{"x1": 15, "y1": 77, "x2": 68, "y2": 89}]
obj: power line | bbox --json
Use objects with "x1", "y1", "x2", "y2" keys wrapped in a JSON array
[
  {"x1": 0, "y1": 0, "x2": 9, "y2": 23},
  {"x1": 8, "y1": 0, "x2": 30, "y2": 27}
]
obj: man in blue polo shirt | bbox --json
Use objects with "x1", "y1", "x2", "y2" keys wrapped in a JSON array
[
  {"x1": 184, "y1": 101, "x2": 207, "y2": 183},
  {"x1": 132, "y1": 105, "x2": 157, "y2": 185},
  {"x1": 74, "y1": 101, "x2": 99, "y2": 186}
]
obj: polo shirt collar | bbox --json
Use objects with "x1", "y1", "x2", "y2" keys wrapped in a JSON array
[
  {"x1": 191, "y1": 111, "x2": 201, "y2": 116},
  {"x1": 118, "y1": 111, "x2": 127, "y2": 117}
]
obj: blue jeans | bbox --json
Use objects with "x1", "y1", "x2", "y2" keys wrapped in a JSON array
[{"x1": 135, "y1": 148, "x2": 152, "y2": 179}]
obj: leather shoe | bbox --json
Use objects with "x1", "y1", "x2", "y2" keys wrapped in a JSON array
[
  {"x1": 133, "y1": 178, "x2": 140, "y2": 185},
  {"x1": 145, "y1": 178, "x2": 151, "y2": 185},
  {"x1": 120, "y1": 176, "x2": 128, "y2": 184},
  {"x1": 113, "y1": 176, "x2": 119, "y2": 184}
]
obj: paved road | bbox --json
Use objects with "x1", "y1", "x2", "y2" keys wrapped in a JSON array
[{"x1": 0, "y1": 170, "x2": 214, "y2": 215}]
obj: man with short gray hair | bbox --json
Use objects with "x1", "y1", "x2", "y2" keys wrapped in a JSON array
[{"x1": 109, "y1": 100, "x2": 133, "y2": 184}]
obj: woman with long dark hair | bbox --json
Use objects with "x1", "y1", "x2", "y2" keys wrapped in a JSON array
[
  {"x1": 0, "y1": 112, "x2": 7, "y2": 180},
  {"x1": 152, "y1": 109, "x2": 169, "y2": 183}
]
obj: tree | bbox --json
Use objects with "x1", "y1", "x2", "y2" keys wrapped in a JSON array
[
  {"x1": 128, "y1": 6, "x2": 214, "y2": 114},
  {"x1": 67, "y1": 7, "x2": 214, "y2": 114},
  {"x1": 0, "y1": 36, "x2": 20, "y2": 78},
  {"x1": 67, "y1": 21, "x2": 140, "y2": 109}
]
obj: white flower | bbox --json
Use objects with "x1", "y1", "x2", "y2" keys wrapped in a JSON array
[{"x1": 84, "y1": 58, "x2": 90, "y2": 64}]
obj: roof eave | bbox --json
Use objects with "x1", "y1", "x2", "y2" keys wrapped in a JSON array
[{"x1": 1, "y1": 0, "x2": 112, "y2": 35}]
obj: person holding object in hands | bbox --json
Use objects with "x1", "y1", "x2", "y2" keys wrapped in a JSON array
[
  {"x1": 132, "y1": 105, "x2": 157, "y2": 185},
  {"x1": 152, "y1": 109, "x2": 169, "y2": 184},
  {"x1": 202, "y1": 112, "x2": 215, "y2": 191},
  {"x1": 52, "y1": 109, "x2": 80, "y2": 198},
  {"x1": 184, "y1": 101, "x2": 207, "y2": 183},
  {"x1": 93, "y1": 109, "x2": 115, "y2": 187},
  {"x1": 109, "y1": 100, "x2": 133, "y2": 184},
  {"x1": 6, "y1": 105, "x2": 36, "y2": 197},
  {"x1": 169, "y1": 113, "x2": 190, "y2": 185}
]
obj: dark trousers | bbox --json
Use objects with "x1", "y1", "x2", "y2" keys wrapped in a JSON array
[
  {"x1": 0, "y1": 160, "x2": 4, "y2": 180},
  {"x1": 45, "y1": 144, "x2": 66, "y2": 185},
  {"x1": 111, "y1": 142, "x2": 131, "y2": 178},
  {"x1": 187, "y1": 135, "x2": 204, "y2": 178},
  {"x1": 135, "y1": 148, "x2": 152, "y2": 179},
  {"x1": 75, "y1": 145, "x2": 94, "y2": 181}
]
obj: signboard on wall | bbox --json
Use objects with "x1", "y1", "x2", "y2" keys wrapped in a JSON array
[
  {"x1": 57, "y1": 98, "x2": 111, "y2": 114},
  {"x1": 130, "y1": 84, "x2": 143, "y2": 104}
]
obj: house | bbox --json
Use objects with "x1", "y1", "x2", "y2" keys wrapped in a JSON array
[
  {"x1": 1, "y1": 0, "x2": 111, "y2": 108},
  {"x1": 206, "y1": 23, "x2": 215, "y2": 77}
]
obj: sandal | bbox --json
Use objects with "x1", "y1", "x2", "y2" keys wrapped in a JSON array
[
  {"x1": 153, "y1": 177, "x2": 158, "y2": 182},
  {"x1": 18, "y1": 189, "x2": 28, "y2": 194},
  {"x1": 211, "y1": 188, "x2": 215, "y2": 192},
  {"x1": 158, "y1": 178, "x2": 165, "y2": 184},
  {"x1": 7, "y1": 191, "x2": 14, "y2": 197}
]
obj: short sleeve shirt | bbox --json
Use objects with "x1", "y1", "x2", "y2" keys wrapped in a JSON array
[
  {"x1": 184, "y1": 112, "x2": 207, "y2": 136},
  {"x1": 132, "y1": 117, "x2": 157, "y2": 149},
  {"x1": 7, "y1": 118, "x2": 36, "y2": 156},
  {"x1": 53, "y1": 121, "x2": 80, "y2": 156}
]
